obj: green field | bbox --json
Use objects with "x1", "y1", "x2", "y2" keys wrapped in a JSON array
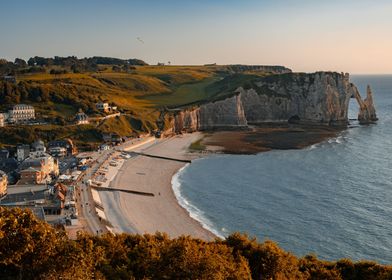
[
  {"x1": 0, "y1": 64, "x2": 274, "y2": 148},
  {"x1": 139, "y1": 76, "x2": 222, "y2": 108}
]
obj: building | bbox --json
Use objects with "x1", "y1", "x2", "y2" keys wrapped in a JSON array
[
  {"x1": 102, "y1": 132, "x2": 122, "y2": 143},
  {"x1": 0, "y1": 158, "x2": 18, "y2": 185},
  {"x1": 96, "y1": 102, "x2": 117, "y2": 113},
  {"x1": 99, "y1": 143, "x2": 111, "y2": 151},
  {"x1": 19, "y1": 152, "x2": 59, "y2": 185},
  {"x1": 31, "y1": 139, "x2": 46, "y2": 154},
  {"x1": 17, "y1": 144, "x2": 30, "y2": 162},
  {"x1": 75, "y1": 110, "x2": 89, "y2": 125},
  {"x1": 0, "y1": 158, "x2": 18, "y2": 175},
  {"x1": 19, "y1": 167, "x2": 43, "y2": 184},
  {"x1": 0, "y1": 170, "x2": 7, "y2": 198},
  {"x1": 7, "y1": 104, "x2": 35, "y2": 124},
  {"x1": 54, "y1": 182, "x2": 68, "y2": 209},
  {"x1": 0, "y1": 184, "x2": 62, "y2": 216},
  {"x1": 102, "y1": 133, "x2": 112, "y2": 142},
  {"x1": 2, "y1": 75, "x2": 16, "y2": 83},
  {"x1": 0, "y1": 149, "x2": 9, "y2": 160},
  {"x1": 96, "y1": 102, "x2": 109, "y2": 112},
  {"x1": 0, "y1": 113, "x2": 4, "y2": 127},
  {"x1": 48, "y1": 146, "x2": 67, "y2": 157},
  {"x1": 48, "y1": 139, "x2": 77, "y2": 156}
]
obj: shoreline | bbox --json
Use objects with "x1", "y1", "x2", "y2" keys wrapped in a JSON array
[
  {"x1": 201, "y1": 124, "x2": 344, "y2": 154},
  {"x1": 171, "y1": 162, "x2": 225, "y2": 239},
  {"x1": 98, "y1": 133, "x2": 216, "y2": 240},
  {"x1": 97, "y1": 125, "x2": 343, "y2": 240}
]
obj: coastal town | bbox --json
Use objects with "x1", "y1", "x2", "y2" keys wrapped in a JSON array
[
  {"x1": 0, "y1": 101, "x2": 159, "y2": 237},
  {"x1": 1, "y1": 0, "x2": 392, "y2": 278},
  {"x1": 0, "y1": 89, "x2": 119, "y2": 128}
]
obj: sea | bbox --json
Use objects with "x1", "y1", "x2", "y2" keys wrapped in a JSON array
[{"x1": 172, "y1": 75, "x2": 392, "y2": 264}]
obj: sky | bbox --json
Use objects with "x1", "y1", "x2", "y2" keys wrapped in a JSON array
[{"x1": 1, "y1": 0, "x2": 392, "y2": 74}]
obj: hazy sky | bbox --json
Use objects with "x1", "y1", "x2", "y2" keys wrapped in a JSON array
[{"x1": 1, "y1": 0, "x2": 391, "y2": 73}]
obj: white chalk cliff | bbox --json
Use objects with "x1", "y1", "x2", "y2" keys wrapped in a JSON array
[{"x1": 172, "y1": 72, "x2": 377, "y2": 132}]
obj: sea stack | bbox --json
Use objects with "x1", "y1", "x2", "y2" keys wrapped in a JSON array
[{"x1": 355, "y1": 85, "x2": 378, "y2": 124}]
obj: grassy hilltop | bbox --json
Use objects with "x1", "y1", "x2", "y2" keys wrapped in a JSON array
[{"x1": 0, "y1": 57, "x2": 288, "y2": 148}]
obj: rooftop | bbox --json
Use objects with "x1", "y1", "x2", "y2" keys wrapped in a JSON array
[
  {"x1": 12, "y1": 104, "x2": 34, "y2": 110},
  {"x1": 0, "y1": 185, "x2": 59, "y2": 207},
  {"x1": 6, "y1": 184, "x2": 48, "y2": 195},
  {"x1": 20, "y1": 166, "x2": 41, "y2": 173}
]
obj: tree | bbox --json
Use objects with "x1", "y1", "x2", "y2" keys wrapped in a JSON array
[
  {"x1": 40, "y1": 87, "x2": 50, "y2": 102},
  {"x1": 1, "y1": 208, "x2": 392, "y2": 280},
  {"x1": 112, "y1": 65, "x2": 122, "y2": 72},
  {"x1": 14, "y1": 58, "x2": 27, "y2": 67},
  {"x1": 0, "y1": 207, "x2": 62, "y2": 279},
  {"x1": 224, "y1": 233, "x2": 304, "y2": 279},
  {"x1": 27, "y1": 57, "x2": 36, "y2": 66},
  {"x1": 56, "y1": 116, "x2": 66, "y2": 126}
]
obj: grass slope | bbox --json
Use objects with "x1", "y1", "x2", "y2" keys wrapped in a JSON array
[{"x1": 0, "y1": 65, "x2": 276, "y2": 148}]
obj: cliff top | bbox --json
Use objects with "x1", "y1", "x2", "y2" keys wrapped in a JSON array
[{"x1": 0, "y1": 58, "x2": 350, "y2": 148}]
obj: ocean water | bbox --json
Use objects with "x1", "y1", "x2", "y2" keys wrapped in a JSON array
[{"x1": 173, "y1": 75, "x2": 392, "y2": 264}]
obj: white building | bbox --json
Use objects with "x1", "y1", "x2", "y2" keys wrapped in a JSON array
[
  {"x1": 75, "y1": 110, "x2": 89, "y2": 125},
  {"x1": 0, "y1": 113, "x2": 4, "y2": 127},
  {"x1": 96, "y1": 102, "x2": 109, "y2": 112},
  {"x1": 31, "y1": 140, "x2": 46, "y2": 154},
  {"x1": 0, "y1": 170, "x2": 7, "y2": 197},
  {"x1": 96, "y1": 102, "x2": 118, "y2": 113},
  {"x1": 19, "y1": 151, "x2": 59, "y2": 184},
  {"x1": 99, "y1": 143, "x2": 111, "y2": 151},
  {"x1": 17, "y1": 144, "x2": 30, "y2": 162},
  {"x1": 8, "y1": 104, "x2": 35, "y2": 123},
  {"x1": 48, "y1": 146, "x2": 67, "y2": 157}
]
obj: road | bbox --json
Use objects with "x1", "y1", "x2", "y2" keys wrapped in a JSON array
[
  {"x1": 75, "y1": 150, "x2": 111, "y2": 235},
  {"x1": 75, "y1": 136, "x2": 158, "y2": 235}
]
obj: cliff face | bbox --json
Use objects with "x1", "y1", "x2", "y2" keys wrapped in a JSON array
[
  {"x1": 239, "y1": 72, "x2": 353, "y2": 125},
  {"x1": 172, "y1": 72, "x2": 376, "y2": 133},
  {"x1": 352, "y1": 85, "x2": 378, "y2": 124},
  {"x1": 173, "y1": 94, "x2": 247, "y2": 133}
]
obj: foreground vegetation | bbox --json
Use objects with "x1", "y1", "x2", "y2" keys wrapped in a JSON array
[{"x1": 0, "y1": 207, "x2": 391, "y2": 280}]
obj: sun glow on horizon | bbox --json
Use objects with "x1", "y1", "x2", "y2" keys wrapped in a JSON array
[{"x1": 1, "y1": 0, "x2": 392, "y2": 74}]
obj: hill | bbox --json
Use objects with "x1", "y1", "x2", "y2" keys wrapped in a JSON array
[{"x1": 0, "y1": 56, "x2": 290, "y2": 148}]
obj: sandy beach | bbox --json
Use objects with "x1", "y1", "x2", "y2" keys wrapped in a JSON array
[{"x1": 98, "y1": 133, "x2": 215, "y2": 240}]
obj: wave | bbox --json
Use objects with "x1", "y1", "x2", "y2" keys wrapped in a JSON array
[
  {"x1": 307, "y1": 143, "x2": 320, "y2": 150},
  {"x1": 327, "y1": 135, "x2": 345, "y2": 145},
  {"x1": 307, "y1": 135, "x2": 345, "y2": 150},
  {"x1": 171, "y1": 164, "x2": 225, "y2": 238}
]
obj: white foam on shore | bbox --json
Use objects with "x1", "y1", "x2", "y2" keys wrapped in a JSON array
[
  {"x1": 307, "y1": 143, "x2": 319, "y2": 150},
  {"x1": 327, "y1": 135, "x2": 345, "y2": 144},
  {"x1": 172, "y1": 164, "x2": 225, "y2": 239}
]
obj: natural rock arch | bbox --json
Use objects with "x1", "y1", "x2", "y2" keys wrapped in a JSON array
[{"x1": 351, "y1": 84, "x2": 378, "y2": 124}]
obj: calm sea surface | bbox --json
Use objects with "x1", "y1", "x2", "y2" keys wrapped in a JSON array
[{"x1": 173, "y1": 75, "x2": 392, "y2": 264}]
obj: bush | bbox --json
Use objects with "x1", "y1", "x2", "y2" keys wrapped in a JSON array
[{"x1": 1, "y1": 207, "x2": 392, "y2": 280}]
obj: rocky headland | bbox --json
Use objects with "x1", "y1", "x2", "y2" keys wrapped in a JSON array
[{"x1": 169, "y1": 71, "x2": 378, "y2": 153}]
